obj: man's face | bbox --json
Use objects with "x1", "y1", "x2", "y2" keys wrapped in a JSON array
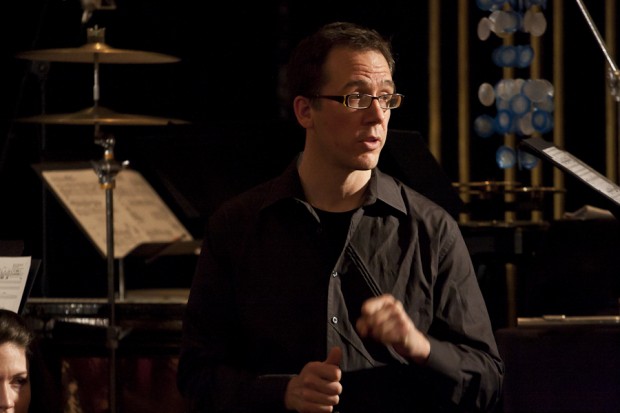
[
  {"x1": 306, "y1": 47, "x2": 394, "y2": 172},
  {"x1": 0, "y1": 343, "x2": 31, "y2": 413}
]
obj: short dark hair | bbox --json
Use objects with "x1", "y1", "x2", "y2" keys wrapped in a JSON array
[
  {"x1": 0, "y1": 308, "x2": 33, "y2": 354},
  {"x1": 285, "y1": 22, "x2": 395, "y2": 104}
]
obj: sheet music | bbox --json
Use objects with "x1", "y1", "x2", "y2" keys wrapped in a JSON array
[
  {"x1": 0, "y1": 257, "x2": 31, "y2": 313},
  {"x1": 543, "y1": 146, "x2": 620, "y2": 204},
  {"x1": 42, "y1": 168, "x2": 193, "y2": 258}
]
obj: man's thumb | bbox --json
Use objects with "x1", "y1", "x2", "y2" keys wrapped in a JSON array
[{"x1": 325, "y1": 346, "x2": 342, "y2": 366}]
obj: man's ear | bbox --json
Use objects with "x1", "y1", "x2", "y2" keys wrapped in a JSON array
[{"x1": 293, "y1": 96, "x2": 313, "y2": 128}]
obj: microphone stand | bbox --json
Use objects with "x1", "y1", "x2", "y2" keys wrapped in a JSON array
[{"x1": 575, "y1": 0, "x2": 620, "y2": 183}]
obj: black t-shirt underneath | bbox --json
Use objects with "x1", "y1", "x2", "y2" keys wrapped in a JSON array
[{"x1": 314, "y1": 208, "x2": 356, "y2": 268}]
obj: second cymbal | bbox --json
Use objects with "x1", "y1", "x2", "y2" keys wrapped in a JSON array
[
  {"x1": 16, "y1": 42, "x2": 180, "y2": 64},
  {"x1": 17, "y1": 106, "x2": 190, "y2": 126}
]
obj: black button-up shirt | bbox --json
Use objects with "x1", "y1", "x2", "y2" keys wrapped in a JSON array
[{"x1": 178, "y1": 158, "x2": 504, "y2": 413}]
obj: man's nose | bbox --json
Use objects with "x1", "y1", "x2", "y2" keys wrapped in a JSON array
[{"x1": 364, "y1": 98, "x2": 387, "y2": 122}]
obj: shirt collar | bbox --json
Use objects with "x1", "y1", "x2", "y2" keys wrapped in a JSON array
[
  {"x1": 260, "y1": 153, "x2": 408, "y2": 216},
  {"x1": 260, "y1": 154, "x2": 306, "y2": 210},
  {"x1": 367, "y1": 168, "x2": 408, "y2": 215}
]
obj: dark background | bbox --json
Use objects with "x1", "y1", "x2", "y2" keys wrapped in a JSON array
[{"x1": 0, "y1": 1, "x2": 617, "y2": 300}]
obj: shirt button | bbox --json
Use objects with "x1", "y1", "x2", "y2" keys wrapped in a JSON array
[
  {"x1": 331, "y1": 316, "x2": 338, "y2": 324},
  {"x1": 331, "y1": 271, "x2": 338, "y2": 278}
]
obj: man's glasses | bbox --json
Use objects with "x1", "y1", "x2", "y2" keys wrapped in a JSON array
[{"x1": 312, "y1": 93, "x2": 404, "y2": 110}]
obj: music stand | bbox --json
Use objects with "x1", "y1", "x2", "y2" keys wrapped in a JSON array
[
  {"x1": 18, "y1": 259, "x2": 40, "y2": 315},
  {"x1": 520, "y1": 136, "x2": 620, "y2": 219}
]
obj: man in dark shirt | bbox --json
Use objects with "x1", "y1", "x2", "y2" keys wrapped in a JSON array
[{"x1": 177, "y1": 21, "x2": 504, "y2": 413}]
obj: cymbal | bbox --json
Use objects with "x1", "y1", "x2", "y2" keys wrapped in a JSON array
[
  {"x1": 16, "y1": 106, "x2": 190, "y2": 126},
  {"x1": 16, "y1": 42, "x2": 180, "y2": 64}
]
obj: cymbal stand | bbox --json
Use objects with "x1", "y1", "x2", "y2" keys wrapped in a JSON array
[
  {"x1": 575, "y1": 0, "x2": 620, "y2": 183},
  {"x1": 91, "y1": 27, "x2": 102, "y2": 113},
  {"x1": 89, "y1": 28, "x2": 123, "y2": 413},
  {"x1": 91, "y1": 127, "x2": 128, "y2": 413}
]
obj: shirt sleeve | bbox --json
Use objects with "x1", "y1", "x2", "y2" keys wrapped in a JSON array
[{"x1": 422, "y1": 217, "x2": 505, "y2": 412}]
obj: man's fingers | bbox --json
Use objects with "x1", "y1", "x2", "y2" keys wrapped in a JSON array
[
  {"x1": 325, "y1": 346, "x2": 342, "y2": 366},
  {"x1": 360, "y1": 294, "x2": 399, "y2": 318},
  {"x1": 358, "y1": 294, "x2": 396, "y2": 334}
]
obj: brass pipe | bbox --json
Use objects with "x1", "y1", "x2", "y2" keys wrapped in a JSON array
[
  {"x1": 503, "y1": 36, "x2": 516, "y2": 224},
  {"x1": 553, "y1": 0, "x2": 566, "y2": 219},
  {"x1": 529, "y1": 20, "x2": 544, "y2": 223},
  {"x1": 457, "y1": 0, "x2": 471, "y2": 223},
  {"x1": 502, "y1": 5, "x2": 517, "y2": 325},
  {"x1": 428, "y1": 0, "x2": 442, "y2": 162},
  {"x1": 605, "y1": 0, "x2": 618, "y2": 183}
]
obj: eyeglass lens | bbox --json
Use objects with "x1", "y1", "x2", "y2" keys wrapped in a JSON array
[{"x1": 348, "y1": 94, "x2": 401, "y2": 109}]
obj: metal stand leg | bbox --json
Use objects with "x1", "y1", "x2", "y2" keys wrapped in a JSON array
[{"x1": 91, "y1": 132, "x2": 128, "y2": 413}]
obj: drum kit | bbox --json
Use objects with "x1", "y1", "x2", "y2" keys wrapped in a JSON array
[{"x1": 15, "y1": 25, "x2": 188, "y2": 413}]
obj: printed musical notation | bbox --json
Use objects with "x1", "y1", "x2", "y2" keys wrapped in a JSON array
[
  {"x1": 41, "y1": 168, "x2": 193, "y2": 258},
  {"x1": 521, "y1": 137, "x2": 620, "y2": 210},
  {"x1": 0, "y1": 257, "x2": 31, "y2": 313},
  {"x1": 543, "y1": 146, "x2": 620, "y2": 204}
]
